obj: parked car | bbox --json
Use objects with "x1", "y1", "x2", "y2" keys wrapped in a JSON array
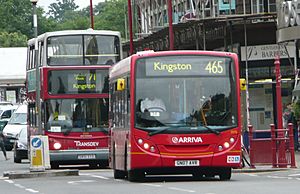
[
  {"x1": 2, "y1": 105, "x2": 27, "y2": 151},
  {"x1": 0, "y1": 101, "x2": 13, "y2": 106},
  {"x1": 0, "y1": 120, "x2": 8, "y2": 131},
  {"x1": 0, "y1": 105, "x2": 18, "y2": 121},
  {"x1": 13, "y1": 128, "x2": 28, "y2": 163}
]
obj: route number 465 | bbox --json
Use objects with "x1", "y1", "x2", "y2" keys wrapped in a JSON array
[{"x1": 205, "y1": 61, "x2": 224, "y2": 74}]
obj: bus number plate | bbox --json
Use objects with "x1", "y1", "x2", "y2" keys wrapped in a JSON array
[
  {"x1": 78, "y1": 154, "x2": 96, "y2": 159},
  {"x1": 175, "y1": 160, "x2": 200, "y2": 166}
]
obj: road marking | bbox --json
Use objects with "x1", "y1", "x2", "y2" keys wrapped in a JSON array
[
  {"x1": 142, "y1": 183, "x2": 162, "y2": 187},
  {"x1": 4, "y1": 180, "x2": 14, "y2": 184},
  {"x1": 168, "y1": 187, "x2": 196, "y2": 193},
  {"x1": 288, "y1": 173, "x2": 300, "y2": 177},
  {"x1": 25, "y1": 188, "x2": 39, "y2": 193},
  {"x1": 90, "y1": 175, "x2": 110, "y2": 180},
  {"x1": 80, "y1": 173, "x2": 110, "y2": 180},
  {"x1": 14, "y1": 184, "x2": 25, "y2": 189},
  {"x1": 68, "y1": 180, "x2": 96, "y2": 185},
  {"x1": 246, "y1": 174, "x2": 258, "y2": 177}
]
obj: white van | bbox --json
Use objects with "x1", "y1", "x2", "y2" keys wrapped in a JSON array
[
  {"x1": 0, "y1": 105, "x2": 18, "y2": 121},
  {"x1": 2, "y1": 105, "x2": 27, "y2": 150}
]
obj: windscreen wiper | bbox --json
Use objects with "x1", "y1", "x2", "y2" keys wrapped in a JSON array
[
  {"x1": 148, "y1": 124, "x2": 186, "y2": 136},
  {"x1": 148, "y1": 127, "x2": 171, "y2": 136},
  {"x1": 203, "y1": 125, "x2": 220, "y2": 135},
  {"x1": 63, "y1": 128, "x2": 72, "y2": 136}
]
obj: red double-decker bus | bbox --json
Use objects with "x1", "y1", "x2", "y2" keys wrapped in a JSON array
[
  {"x1": 109, "y1": 50, "x2": 241, "y2": 181},
  {"x1": 26, "y1": 29, "x2": 122, "y2": 168}
]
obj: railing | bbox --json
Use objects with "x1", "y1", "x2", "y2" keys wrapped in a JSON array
[{"x1": 248, "y1": 123, "x2": 296, "y2": 168}]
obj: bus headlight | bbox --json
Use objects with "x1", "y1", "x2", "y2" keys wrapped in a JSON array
[
  {"x1": 135, "y1": 136, "x2": 159, "y2": 154},
  {"x1": 224, "y1": 142, "x2": 230, "y2": 148},
  {"x1": 53, "y1": 142, "x2": 62, "y2": 150},
  {"x1": 143, "y1": 143, "x2": 149, "y2": 149},
  {"x1": 137, "y1": 138, "x2": 143, "y2": 145}
]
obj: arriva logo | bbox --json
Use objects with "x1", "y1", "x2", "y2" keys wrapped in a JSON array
[{"x1": 171, "y1": 137, "x2": 203, "y2": 144}]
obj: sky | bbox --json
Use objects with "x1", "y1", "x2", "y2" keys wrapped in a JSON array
[{"x1": 37, "y1": 0, "x2": 105, "y2": 11}]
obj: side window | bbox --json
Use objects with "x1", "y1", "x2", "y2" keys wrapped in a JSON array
[{"x1": 2, "y1": 110, "x2": 12, "y2": 119}]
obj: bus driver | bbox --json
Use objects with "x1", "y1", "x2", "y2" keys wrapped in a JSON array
[{"x1": 140, "y1": 93, "x2": 166, "y2": 113}]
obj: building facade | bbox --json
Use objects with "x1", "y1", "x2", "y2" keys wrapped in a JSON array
[{"x1": 0, "y1": 47, "x2": 27, "y2": 104}]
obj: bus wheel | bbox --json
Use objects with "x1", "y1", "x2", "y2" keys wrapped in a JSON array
[
  {"x1": 128, "y1": 170, "x2": 145, "y2": 182},
  {"x1": 50, "y1": 162, "x2": 59, "y2": 169},
  {"x1": 219, "y1": 168, "x2": 231, "y2": 181},
  {"x1": 114, "y1": 169, "x2": 126, "y2": 179},
  {"x1": 192, "y1": 171, "x2": 203, "y2": 179}
]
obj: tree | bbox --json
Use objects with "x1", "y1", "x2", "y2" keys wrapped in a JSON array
[
  {"x1": 47, "y1": 0, "x2": 79, "y2": 22},
  {"x1": 0, "y1": 0, "x2": 32, "y2": 38},
  {"x1": 0, "y1": 31, "x2": 27, "y2": 47},
  {"x1": 94, "y1": 0, "x2": 127, "y2": 39}
]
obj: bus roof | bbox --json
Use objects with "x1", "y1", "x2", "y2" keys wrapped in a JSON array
[{"x1": 28, "y1": 29, "x2": 121, "y2": 46}]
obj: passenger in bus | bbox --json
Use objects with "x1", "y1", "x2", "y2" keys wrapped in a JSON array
[{"x1": 73, "y1": 104, "x2": 85, "y2": 128}]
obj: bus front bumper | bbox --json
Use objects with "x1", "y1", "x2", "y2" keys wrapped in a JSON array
[{"x1": 50, "y1": 148, "x2": 108, "y2": 164}]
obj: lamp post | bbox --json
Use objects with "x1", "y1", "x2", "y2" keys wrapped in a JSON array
[
  {"x1": 89, "y1": 0, "x2": 94, "y2": 29},
  {"x1": 30, "y1": 0, "x2": 42, "y2": 135}
]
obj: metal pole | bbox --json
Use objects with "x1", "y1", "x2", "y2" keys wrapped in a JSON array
[
  {"x1": 244, "y1": 20, "x2": 250, "y2": 128},
  {"x1": 32, "y1": 2, "x2": 42, "y2": 135},
  {"x1": 128, "y1": 0, "x2": 134, "y2": 55},
  {"x1": 274, "y1": 55, "x2": 287, "y2": 168},
  {"x1": 167, "y1": 0, "x2": 174, "y2": 50},
  {"x1": 90, "y1": 0, "x2": 94, "y2": 29}
]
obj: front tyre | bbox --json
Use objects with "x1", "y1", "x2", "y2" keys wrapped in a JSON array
[
  {"x1": 13, "y1": 151, "x2": 21, "y2": 163},
  {"x1": 128, "y1": 170, "x2": 145, "y2": 182},
  {"x1": 114, "y1": 169, "x2": 126, "y2": 179},
  {"x1": 219, "y1": 168, "x2": 231, "y2": 181}
]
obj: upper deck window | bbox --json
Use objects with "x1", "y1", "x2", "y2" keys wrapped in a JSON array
[{"x1": 47, "y1": 35, "x2": 120, "y2": 66}]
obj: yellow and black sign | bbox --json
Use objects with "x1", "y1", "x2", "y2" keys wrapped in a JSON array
[
  {"x1": 117, "y1": 78, "x2": 125, "y2": 91},
  {"x1": 240, "y1": 78, "x2": 246, "y2": 91}
]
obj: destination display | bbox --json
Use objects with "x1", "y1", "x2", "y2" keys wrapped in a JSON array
[
  {"x1": 48, "y1": 69, "x2": 108, "y2": 94},
  {"x1": 145, "y1": 56, "x2": 227, "y2": 76}
]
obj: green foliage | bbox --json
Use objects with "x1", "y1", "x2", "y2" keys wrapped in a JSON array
[
  {"x1": 0, "y1": 31, "x2": 27, "y2": 47},
  {"x1": 94, "y1": 0, "x2": 127, "y2": 39},
  {"x1": 293, "y1": 100, "x2": 300, "y2": 120},
  {"x1": 0, "y1": 0, "x2": 32, "y2": 37},
  {"x1": 47, "y1": 0, "x2": 79, "y2": 22}
]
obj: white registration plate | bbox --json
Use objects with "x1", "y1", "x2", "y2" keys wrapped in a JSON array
[
  {"x1": 9, "y1": 139, "x2": 16, "y2": 143},
  {"x1": 175, "y1": 160, "x2": 200, "y2": 166},
  {"x1": 77, "y1": 154, "x2": 96, "y2": 159}
]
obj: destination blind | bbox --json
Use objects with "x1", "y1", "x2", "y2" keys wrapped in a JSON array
[
  {"x1": 145, "y1": 56, "x2": 228, "y2": 76},
  {"x1": 48, "y1": 69, "x2": 108, "y2": 94}
]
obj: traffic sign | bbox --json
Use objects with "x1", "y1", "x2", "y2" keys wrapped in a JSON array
[{"x1": 31, "y1": 137, "x2": 42, "y2": 148}]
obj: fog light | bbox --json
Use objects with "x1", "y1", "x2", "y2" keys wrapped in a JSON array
[
  {"x1": 53, "y1": 142, "x2": 61, "y2": 150},
  {"x1": 224, "y1": 142, "x2": 230, "y2": 148},
  {"x1": 150, "y1": 146, "x2": 155, "y2": 152},
  {"x1": 143, "y1": 143, "x2": 149, "y2": 149},
  {"x1": 218, "y1": 145, "x2": 223, "y2": 151}
]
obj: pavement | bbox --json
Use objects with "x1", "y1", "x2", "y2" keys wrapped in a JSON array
[{"x1": 233, "y1": 150, "x2": 300, "y2": 173}]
